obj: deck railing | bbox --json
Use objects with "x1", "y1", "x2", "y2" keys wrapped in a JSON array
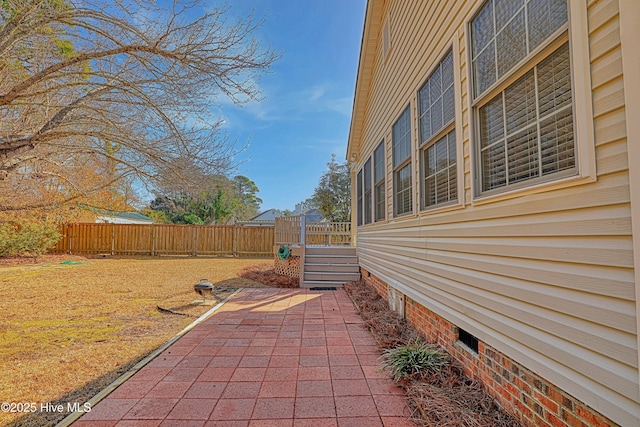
[
  {"x1": 275, "y1": 216, "x2": 303, "y2": 245},
  {"x1": 275, "y1": 216, "x2": 352, "y2": 246},
  {"x1": 305, "y1": 222, "x2": 351, "y2": 246}
]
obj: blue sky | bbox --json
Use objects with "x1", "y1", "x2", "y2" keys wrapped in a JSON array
[{"x1": 211, "y1": 0, "x2": 366, "y2": 212}]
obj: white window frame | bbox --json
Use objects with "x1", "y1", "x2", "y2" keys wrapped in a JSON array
[
  {"x1": 468, "y1": 0, "x2": 596, "y2": 204},
  {"x1": 392, "y1": 105, "x2": 414, "y2": 217},
  {"x1": 356, "y1": 169, "x2": 363, "y2": 226},
  {"x1": 418, "y1": 47, "x2": 463, "y2": 212},
  {"x1": 363, "y1": 157, "x2": 373, "y2": 225},
  {"x1": 374, "y1": 140, "x2": 386, "y2": 222}
]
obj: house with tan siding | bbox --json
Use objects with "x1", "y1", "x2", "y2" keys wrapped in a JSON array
[{"x1": 346, "y1": 0, "x2": 640, "y2": 425}]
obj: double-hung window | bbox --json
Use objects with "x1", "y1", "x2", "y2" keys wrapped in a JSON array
[
  {"x1": 363, "y1": 158, "x2": 372, "y2": 224},
  {"x1": 356, "y1": 169, "x2": 363, "y2": 226},
  {"x1": 374, "y1": 141, "x2": 386, "y2": 221},
  {"x1": 471, "y1": 0, "x2": 575, "y2": 195},
  {"x1": 392, "y1": 107, "x2": 413, "y2": 216},
  {"x1": 419, "y1": 49, "x2": 457, "y2": 209}
]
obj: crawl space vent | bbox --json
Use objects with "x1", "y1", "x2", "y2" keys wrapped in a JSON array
[{"x1": 458, "y1": 328, "x2": 479, "y2": 354}]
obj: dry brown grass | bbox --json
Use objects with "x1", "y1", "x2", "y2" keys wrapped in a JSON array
[
  {"x1": 0, "y1": 255, "x2": 270, "y2": 427},
  {"x1": 344, "y1": 280, "x2": 521, "y2": 427}
]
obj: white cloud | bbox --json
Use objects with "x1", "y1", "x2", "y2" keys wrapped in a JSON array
[
  {"x1": 216, "y1": 80, "x2": 354, "y2": 131},
  {"x1": 307, "y1": 85, "x2": 328, "y2": 102},
  {"x1": 326, "y1": 96, "x2": 353, "y2": 117}
]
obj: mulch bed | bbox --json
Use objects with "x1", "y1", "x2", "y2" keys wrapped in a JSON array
[
  {"x1": 237, "y1": 262, "x2": 300, "y2": 288},
  {"x1": 344, "y1": 280, "x2": 522, "y2": 427}
]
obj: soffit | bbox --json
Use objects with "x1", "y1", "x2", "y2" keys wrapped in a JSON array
[{"x1": 346, "y1": 0, "x2": 385, "y2": 163}]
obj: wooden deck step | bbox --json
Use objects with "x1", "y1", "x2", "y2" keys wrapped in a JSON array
[
  {"x1": 304, "y1": 263, "x2": 360, "y2": 273},
  {"x1": 304, "y1": 271, "x2": 361, "y2": 282},
  {"x1": 304, "y1": 255, "x2": 358, "y2": 265},
  {"x1": 301, "y1": 245, "x2": 360, "y2": 288},
  {"x1": 305, "y1": 246, "x2": 357, "y2": 256}
]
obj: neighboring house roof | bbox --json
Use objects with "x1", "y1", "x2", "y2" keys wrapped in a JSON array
[
  {"x1": 250, "y1": 209, "x2": 283, "y2": 222},
  {"x1": 302, "y1": 208, "x2": 323, "y2": 223},
  {"x1": 235, "y1": 220, "x2": 276, "y2": 227},
  {"x1": 83, "y1": 206, "x2": 154, "y2": 224}
]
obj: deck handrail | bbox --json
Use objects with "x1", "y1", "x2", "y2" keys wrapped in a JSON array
[
  {"x1": 275, "y1": 216, "x2": 352, "y2": 246},
  {"x1": 305, "y1": 221, "x2": 351, "y2": 246},
  {"x1": 275, "y1": 215, "x2": 302, "y2": 245}
]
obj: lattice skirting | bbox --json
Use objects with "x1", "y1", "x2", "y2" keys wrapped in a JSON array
[{"x1": 274, "y1": 255, "x2": 300, "y2": 278}]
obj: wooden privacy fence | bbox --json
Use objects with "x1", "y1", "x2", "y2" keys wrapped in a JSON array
[{"x1": 51, "y1": 223, "x2": 274, "y2": 257}]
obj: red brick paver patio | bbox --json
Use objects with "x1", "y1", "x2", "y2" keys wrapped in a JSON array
[{"x1": 73, "y1": 288, "x2": 415, "y2": 426}]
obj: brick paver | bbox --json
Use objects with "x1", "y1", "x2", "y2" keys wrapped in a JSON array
[{"x1": 74, "y1": 288, "x2": 414, "y2": 426}]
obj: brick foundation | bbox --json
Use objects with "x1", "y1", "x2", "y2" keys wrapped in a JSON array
[{"x1": 360, "y1": 267, "x2": 618, "y2": 427}]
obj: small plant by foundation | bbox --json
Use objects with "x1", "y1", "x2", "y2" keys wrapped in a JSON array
[
  {"x1": 381, "y1": 339, "x2": 449, "y2": 381},
  {"x1": 344, "y1": 280, "x2": 521, "y2": 427}
]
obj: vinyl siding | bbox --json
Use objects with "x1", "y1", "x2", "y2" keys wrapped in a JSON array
[{"x1": 350, "y1": 0, "x2": 638, "y2": 425}]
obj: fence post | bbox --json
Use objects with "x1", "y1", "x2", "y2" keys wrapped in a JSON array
[
  {"x1": 233, "y1": 226, "x2": 239, "y2": 257},
  {"x1": 111, "y1": 224, "x2": 115, "y2": 255},
  {"x1": 151, "y1": 224, "x2": 155, "y2": 256},
  {"x1": 193, "y1": 224, "x2": 198, "y2": 257},
  {"x1": 299, "y1": 215, "x2": 306, "y2": 287}
]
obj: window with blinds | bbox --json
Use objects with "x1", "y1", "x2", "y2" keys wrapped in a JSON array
[
  {"x1": 392, "y1": 107, "x2": 413, "y2": 216},
  {"x1": 471, "y1": 0, "x2": 575, "y2": 195},
  {"x1": 364, "y1": 158, "x2": 372, "y2": 224},
  {"x1": 356, "y1": 169, "x2": 363, "y2": 226},
  {"x1": 471, "y1": 0, "x2": 568, "y2": 98},
  {"x1": 424, "y1": 130, "x2": 457, "y2": 206},
  {"x1": 419, "y1": 49, "x2": 457, "y2": 209},
  {"x1": 374, "y1": 141, "x2": 386, "y2": 221}
]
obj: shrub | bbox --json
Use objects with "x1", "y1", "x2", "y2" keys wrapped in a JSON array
[
  {"x1": 0, "y1": 222, "x2": 62, "y2": 257},
  {"x1": 381, "y1": 339, "x2": 449, "y2": 381}
]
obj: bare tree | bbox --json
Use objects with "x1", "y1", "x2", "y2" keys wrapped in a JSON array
[{"x1": 0, "y1": 0, "x2": 278, "y2": 212}]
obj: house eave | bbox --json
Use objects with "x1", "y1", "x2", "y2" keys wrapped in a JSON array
[{"x1": 346, "y1": 0, "x2": 385, "y2": 164}]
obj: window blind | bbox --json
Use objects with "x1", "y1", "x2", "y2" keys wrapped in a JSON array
[
  {"x1": 479, "y1": 42, "x2": 574, "y2": 191},
  {"x1": 364, "y1": 158, "x2": 372, "y2": 224},
  {"x1": 392, "y1": 107, "x2": 411, "y2": 168},
  {"x1": 471, "y1": 0, "x2": 568, "y2": 99},
  {"x1": 374, "y1": 141, "x2": 385, "y2": 221}
]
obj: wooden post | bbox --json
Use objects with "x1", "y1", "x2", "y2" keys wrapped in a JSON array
[
  {"x1": 193, "y1": 224, "x2": 198, "y2": 257},
  {"x1": 233, "y1": 226, "x2": 238, "y2": 257},
  {"x1": 151, "y1": 224, "x2": 156, "y2": 256},
  {"x1": 111, "y1": 224, "x2": 115, "y2": 255}
]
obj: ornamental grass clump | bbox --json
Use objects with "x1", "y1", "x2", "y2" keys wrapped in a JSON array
[{"x1": 381, "y1": 339, "x2": 449, "y2": 381}]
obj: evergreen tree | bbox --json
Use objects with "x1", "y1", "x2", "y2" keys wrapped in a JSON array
[{"x1": 312, "y1": 154, "x2": 351, "y2": 222}]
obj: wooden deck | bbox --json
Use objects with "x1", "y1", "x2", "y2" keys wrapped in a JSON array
[{"x1": 275, "y1": 216, "x2": 359, "y2": 288}]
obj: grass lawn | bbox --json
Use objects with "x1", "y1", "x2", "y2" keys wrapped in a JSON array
[{"x1": 0, "y1": 255, "x2": 269, "y2": 427}]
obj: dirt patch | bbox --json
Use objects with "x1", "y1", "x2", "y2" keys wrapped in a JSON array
[
  {"x1": 0, "y1": 253, "x2": 89, "y2": 266},
  {"x1": 0, "y1": 256, "x2": 271, "y2": 427},
  {"x1": 344, "y1": 280, "x2": 521, "y2": 427}
]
